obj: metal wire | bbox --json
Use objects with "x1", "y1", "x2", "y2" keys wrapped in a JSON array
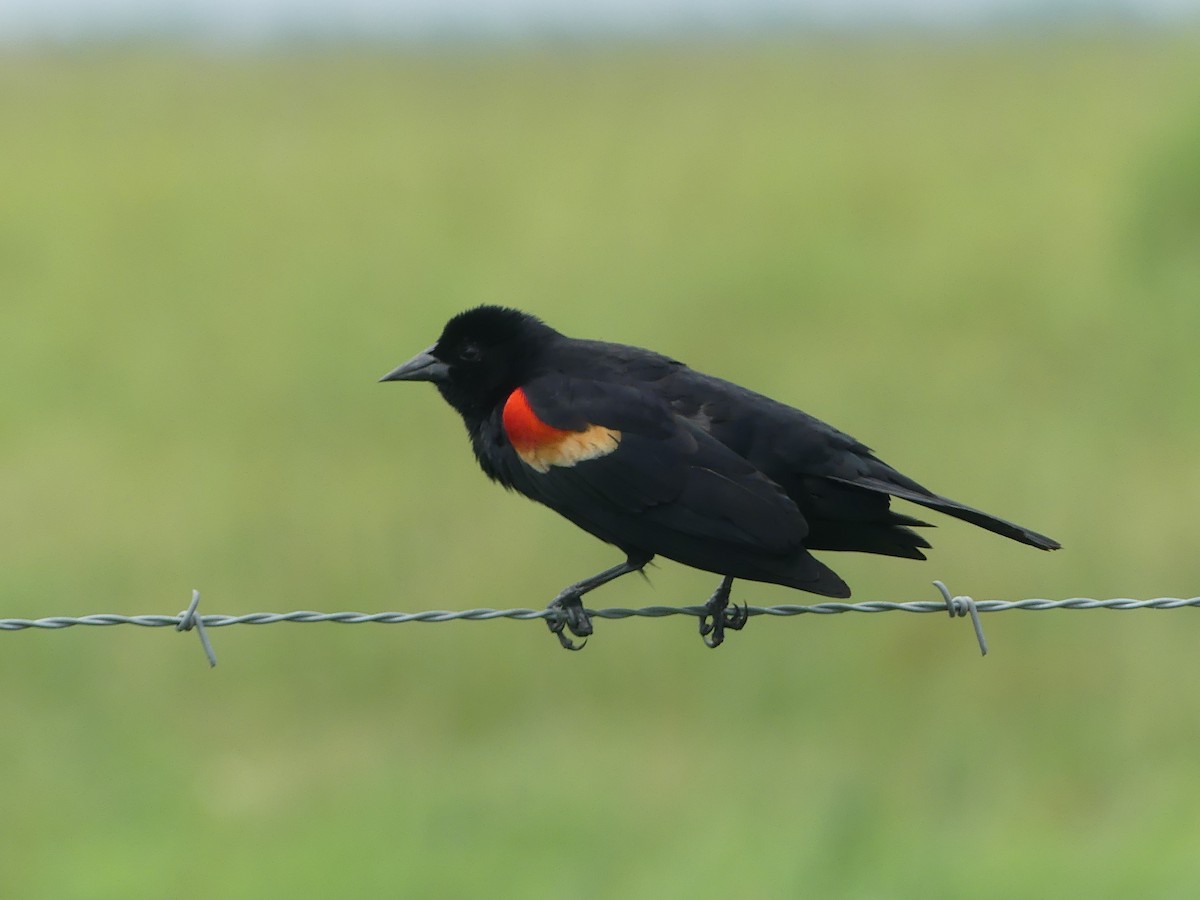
[{"x1": 2, "y1": 583, "x2": 1198, "y2": 667}]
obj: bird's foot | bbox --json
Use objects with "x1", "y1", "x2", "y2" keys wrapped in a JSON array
[
  {"x1": 541, "y1": 556, "x2": 651, "y2": 650},
  {"x1": 698, "y1": 603, "x2": 748, "y2": 648},
  {"x1": 698, "y1": 576, "x2": 747, "y2": 649},
  {"x1": 545, "y1": 593, "x2": 592, "y2": 651}
]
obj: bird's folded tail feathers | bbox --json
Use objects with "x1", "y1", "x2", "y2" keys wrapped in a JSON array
[{"x1": 832, "y1": 476, "x2": 1061, "y2": 551}]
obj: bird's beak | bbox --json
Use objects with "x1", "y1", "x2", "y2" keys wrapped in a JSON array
[{"x1": 379, "y1": 346, "x2": 451, "y2": 383}]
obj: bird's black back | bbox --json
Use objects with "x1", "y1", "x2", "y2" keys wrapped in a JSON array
[{"x1": 537, "y1": 335, "x2": 1059, "y2": 556}]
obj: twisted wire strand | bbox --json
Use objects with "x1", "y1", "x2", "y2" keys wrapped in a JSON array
[
  {"x1": 3, "y1": 587, "x2": 1197, "y2": 666},
  {"x1": 4, "y1": 596, "x2": 1198, "y2": 631}
]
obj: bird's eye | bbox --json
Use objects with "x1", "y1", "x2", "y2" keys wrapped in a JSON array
[{"x1": 459, "y1": 343, "x2": 482, "y2": 362}]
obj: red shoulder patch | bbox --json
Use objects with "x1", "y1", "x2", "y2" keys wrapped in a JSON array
[
  {"x1": 502, "y1": 387, "x2": 572, "y2": 454},
  {"x1": 502, "y1": 388, "x2": 621, "y2": 473}
]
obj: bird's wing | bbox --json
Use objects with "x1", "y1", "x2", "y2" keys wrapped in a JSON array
[
  {"x1": 653, "y1": 368, "x2": 1059, "y2": 552},
  {"x1": 499, "y1": 375, "x2": 808, "y2": 555}
]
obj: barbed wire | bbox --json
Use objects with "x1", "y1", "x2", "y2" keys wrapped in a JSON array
[{"x1": 2, "y1": 583, "x2": 1198, "y2": 667}]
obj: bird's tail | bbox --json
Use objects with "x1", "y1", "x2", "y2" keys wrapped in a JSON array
[{"x1": 831, "y1": 475, "x2": 1061, "y2": 551}]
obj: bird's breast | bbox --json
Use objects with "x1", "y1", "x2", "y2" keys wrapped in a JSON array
[{"x1": 502, "y1": 387, "x2": 620, "y2": 473}]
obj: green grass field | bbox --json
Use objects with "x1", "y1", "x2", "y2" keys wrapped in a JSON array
[{"x1": 2, "y1": 32, "x2": 1200, "y2": 897}]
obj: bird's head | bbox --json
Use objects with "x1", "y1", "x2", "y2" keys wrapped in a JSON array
[{"x1": 380, "y1": 305, "x2": 558, "y2": 420}]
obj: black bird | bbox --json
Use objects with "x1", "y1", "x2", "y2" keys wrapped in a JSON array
[{"x1": 382, "y1": 306, "x2": 1059, "y2": 649}]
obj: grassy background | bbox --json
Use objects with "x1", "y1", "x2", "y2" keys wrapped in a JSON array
[{"x1": 2, "y1": 32, "x2": 1200, "y2": 897}]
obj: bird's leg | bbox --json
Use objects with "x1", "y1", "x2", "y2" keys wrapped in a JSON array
[
  {"x1": 698, "y1": 575, "x2": 749, "y2": 649},
  {"x1": 546, "y1": 554, "x2": 650, "y2": 651}
]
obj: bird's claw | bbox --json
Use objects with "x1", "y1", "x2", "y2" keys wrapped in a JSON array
[
  {"x1": 698, "y1": 600, "x2": 748, "y2": 649},
  {"x1": 546, "y1": 595, "x2": 592, "y2": 651}
]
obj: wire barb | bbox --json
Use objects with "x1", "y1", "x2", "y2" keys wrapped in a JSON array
[
  {"x1": 176, "y1": 589, "x2": 217, "y2": 668},
  {"x1": 932, "y1": 580, "x2": 988, "y2": 656}
]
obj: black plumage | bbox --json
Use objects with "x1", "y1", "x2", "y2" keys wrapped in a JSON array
[{"x1": 382, "y1": 305, "x2": 1059, "y2": 649}]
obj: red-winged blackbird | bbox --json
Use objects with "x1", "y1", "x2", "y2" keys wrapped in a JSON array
[{"x1": 382, "y1": 306, "x2": 1059, "y2": 649}]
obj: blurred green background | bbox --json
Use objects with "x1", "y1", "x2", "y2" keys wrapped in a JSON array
[{"x1": 2, "y1": 31, "x2": 1200, "y2": 898}]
